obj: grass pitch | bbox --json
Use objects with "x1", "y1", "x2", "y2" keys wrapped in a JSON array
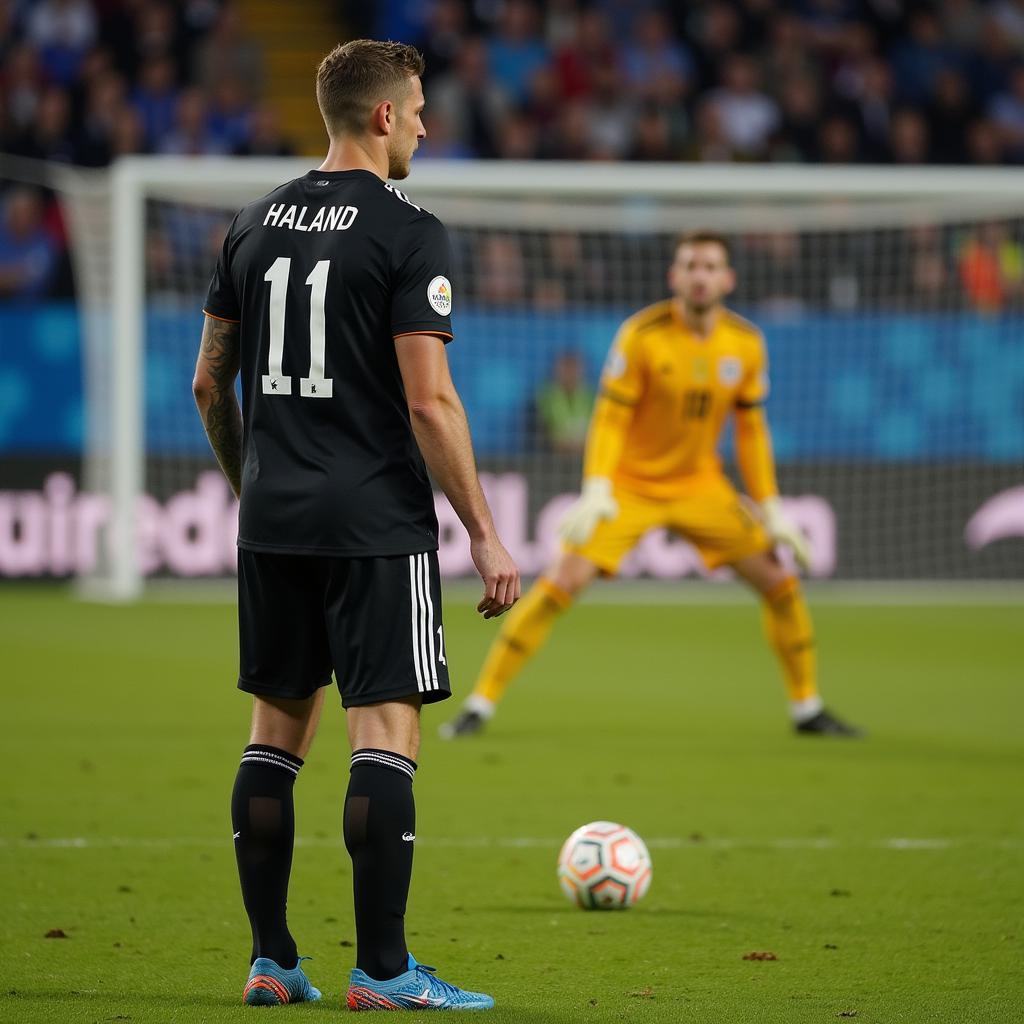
[{"x1": 1, "y1": 584, "x2": 1021, "y2": 1023}]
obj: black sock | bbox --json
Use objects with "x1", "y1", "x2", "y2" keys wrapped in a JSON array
[
  {"x1": 231, "y1": 743, "x2": 303, "y2": 969},
  {"x1": 344, "y1": 748, "x2": 417, "y2": 981}
]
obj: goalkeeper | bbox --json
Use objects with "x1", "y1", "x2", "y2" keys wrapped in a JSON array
[{"x1": 443, "y1": 231, "x2": 861, "y2": 739}]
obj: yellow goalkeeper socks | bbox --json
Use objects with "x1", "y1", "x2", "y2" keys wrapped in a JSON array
[
  {"x1": 761, "y1": 577, "x2": 819, "y2": 707},
  {"x1": 471, "y1": 578, "x2": 573, "y2": 707}
]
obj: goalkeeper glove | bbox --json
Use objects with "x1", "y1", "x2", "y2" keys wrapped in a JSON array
[
  {"x1": 558, "y1": 477, "x2": 618, "y2": 546},
  {"x1": 761, "y1": 496, "x2": 811, "y2": 572}
]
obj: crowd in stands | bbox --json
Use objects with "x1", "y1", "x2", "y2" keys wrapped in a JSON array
[
  {"x1": 7, "y1": 0, "x2": 1024, "y2": 172},
  {"x1": 0, "y1": 0, "x2": 291, "y2": 166},
  {"x1": 5, "y1": 0, "x2": 1024, "y2": 306},
  {"x1": 366, "y1": 0, "x2": 1024, "y2": 165}
]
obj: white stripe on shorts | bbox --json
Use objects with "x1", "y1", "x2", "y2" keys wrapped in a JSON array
[
  {"x1": 420, "y1": 554, "x2": 438, "y2": 691},
  {"x1": 415, "y1": 554, "x2": 431, "y2": 690},
  {"x1": 409, "y1": 555, "x2": 424, "y2": 692}
]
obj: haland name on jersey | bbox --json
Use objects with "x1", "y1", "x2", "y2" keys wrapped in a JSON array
[{"x1": 263, "y1": 203, "x2": 359, "y2": 232}]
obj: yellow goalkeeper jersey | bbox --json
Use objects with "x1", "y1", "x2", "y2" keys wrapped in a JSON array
[{"x1": 596, "y1": 300, "x2": 769, "y2": 499}]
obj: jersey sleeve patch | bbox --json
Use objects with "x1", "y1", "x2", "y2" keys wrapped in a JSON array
[
  {"x1": 426, "y1": 276, "x2": 452, "y2": 315},
  {"x1": 391, "y1": 216, "x2": 455, "y2": 341},
  {"x1": 604, "y1": 349, "x2": 627, "y2": 379}
]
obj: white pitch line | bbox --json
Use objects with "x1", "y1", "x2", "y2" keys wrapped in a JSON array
[{"x1": 1, "y1": 836, "x2": 1021, "y2": 851}]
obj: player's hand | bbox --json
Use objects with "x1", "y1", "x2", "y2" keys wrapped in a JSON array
[
  {"x1": 558, "y1": 477, "x2": 618, "y2": 546},
  {"x1": 471, "y1": 534, "x2": 520, "y2": 619},
  {"x1": 760, "y1": 496, "x2": 812, "y2": 572}
]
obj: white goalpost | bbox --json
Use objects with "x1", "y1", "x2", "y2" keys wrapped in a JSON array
[{"x1": 33, "y1": 156, "x2": 1024, "y2": 599}]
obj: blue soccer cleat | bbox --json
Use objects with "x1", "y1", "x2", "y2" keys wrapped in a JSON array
[
  {"x1": 347, "y1": 953, "x2": 494, "y2": 1011},
  {"x1": 243, "y1": 956, "x2": 321, "y2": 1006}
]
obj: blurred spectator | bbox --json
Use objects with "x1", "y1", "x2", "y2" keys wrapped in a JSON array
[
  {"x1": 546, "y1": 99, "x2": 594, "y2": 161},
  {"x1": 904, "y1": 225, "x2": 951, "y2": 310},
  {"x1": 622, "y1": 9, "x2": 693, "y2": 99},
  {"x1": 0, "y1": 188, "x2": 59, "y2": 300},
  {"x1": 989, "y1": 0, "x2": 1024, "y2": 50},
  {"x1": 988, "y1": 65, "x2": 1024, "y2": 162},
  {"x1": 831, "y1": 21, "x2": 878, "y2": 102},
  {"x1": 233, "y1": 106, "x2": 295, "y2": 158},
  {"x1": 131, "y1": 55, "x2": 179, "y2": 150},
  {"x1": 818, "y1": 114, "x2": 860, "y2": 164},
  {"x1": 158, "y1": 88, "x2": 227, "y2": 156},
  {"x1": 127, "y1": 1, "x2": 183, "y2": 78},
  {"x1": 891, "y1": 11, "x2": 952, "y2": 104},
  {"x1": 647, "y1": 68, "x2": 691, "y2": 152},
  {"x1": 595, "y1": 0, "x2": 662, "y2": 43},
  {"x1": 707, "y1": 55, "x2": 779, "y2": 159},
  {"x1": 850, "y1": 58, "x2": 895, "y2": 161},
  {"x1": 534, "y1": 352, "x2": 594, "y2": 454},
  {"x1": 629, "y1": 102, "x2": 676, "y2": 162},
  {"x1": 542, "y1": 0, "x2": 581, "y2": 49},
  {"x1": 967, "y1": 16, "x2": 1016, "y2": 105},
  {"x1": 495, "y1": 110, "x2": 540, "y2": 160},
  {"x1": 429, "y1": 38, "x2": 509, "y2": 159},
  {"x1": 523, "y1": 64, "x2": 561, "y2": 140},
  {"x1": 761, "y1": 14, "x2": 819, "y2": 87},
  {"x1": 26, "y1": 0, "x2": 97, "y2": 85},
  {"x1": 477, "y1": 234, "x2": 527, "y2": 306},
  {"x1": 207, "y1": 75, "x2": 253, "y2": 151},
  {"x1": 11, "y1": 86, "x2": 76, "y2": 163},
  {"x1": 689, "y1": 1, "x2": 743, "y2": 90},
  {"x1": 554, "y1": 8, "x2": 617, "y2": 101},
  {"x1": 486, "y1": 0, "x2": 550, "y2": 105},
  {"x1": 3, "y1": 43, "x2": 44, "y2": 136},
  {"x1": 686, "y1": 97, "x2": 735, "y2": 162},
  {"x1": 586, "y1": 64, "x2": 633, "y2": 160},
  {"x1": 966, "y1": 119, "x2": 1005, "y2": 165},
  {"x1": 109, "y1": 105, "x2": 146, "y2": 158},
  {"x1": 927, "y1": 69, "x2": 978, "y2": 164},
  {"x1": 193, "y1": 1, "x2": 263, "y2": 95},
  {"x1": 958, "y1": 223, "x2": 1024, "y2": 313},
  {"x1": 75, "y1": 68, "x2": 128, "y2": 166},
  {"x1": 888, "y1": 108, "x2": 930, "y2": 164},
  {"x1": 940, "y1": 0, "x2": 986, "y2": 51},
  {"x1": 416, "y1": 0, "x2": 467, "y2": 83},
  {"x1": 773, "y1": 73, "x2": 823, "y2": 162}
]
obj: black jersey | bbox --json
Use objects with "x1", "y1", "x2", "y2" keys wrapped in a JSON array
[{"x1": 203, "y1": 169, "x2": 455, "y2": 557}]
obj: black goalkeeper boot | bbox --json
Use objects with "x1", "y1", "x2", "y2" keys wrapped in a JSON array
[
  {"x1": 438, "y1": 708, "x2": 487, "y2": 740},
  {"x1": 794, "y1": 709, "x2": 864, "y2": 737}
]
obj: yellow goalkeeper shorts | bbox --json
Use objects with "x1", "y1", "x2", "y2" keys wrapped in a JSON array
[{"x1": 563, "y1": 475, "x2": 771, "y2": 575}]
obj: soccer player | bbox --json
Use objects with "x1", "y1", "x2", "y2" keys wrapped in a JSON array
[
  {"x1": 193, "y1": 40, "x2": 519, "y2": 1011},
  {"x1": 442, "y1": 231, "x2": 861, "y2": 740}
]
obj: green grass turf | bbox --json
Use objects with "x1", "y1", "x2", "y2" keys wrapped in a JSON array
[{"x1": 1, "y1": 584, "x2": 1021, "y2": 1023}]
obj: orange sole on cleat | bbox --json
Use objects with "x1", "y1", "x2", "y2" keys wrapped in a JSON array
[
  {"x1": 243, "y1": 974, "x2": 290, "y2": 1005},
  {"x1": 347, "y1": 986, "x2": 404, "y2": 1011}
]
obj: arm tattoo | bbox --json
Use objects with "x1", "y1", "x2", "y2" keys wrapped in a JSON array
[{"x1": 197, "y1": 316, "x2": 243, "y2": 497}]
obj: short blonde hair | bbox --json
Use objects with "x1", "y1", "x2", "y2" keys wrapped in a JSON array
[{"x1": 316, "y1": 39, "x2": 425, "y2": 136}]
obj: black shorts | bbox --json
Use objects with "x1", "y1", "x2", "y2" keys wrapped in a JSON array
[{"x1": 237, "y1": 548, "x2": 451, "y2": 708}]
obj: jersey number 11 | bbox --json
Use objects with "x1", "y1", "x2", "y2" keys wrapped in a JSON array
[{"x1": 261, "y1": 257, "x2": 334, "y2": 398}]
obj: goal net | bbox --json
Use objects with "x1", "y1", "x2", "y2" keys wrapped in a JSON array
[{"x1": 43, "y1": 158, "x2": 1024, "y2": 596}]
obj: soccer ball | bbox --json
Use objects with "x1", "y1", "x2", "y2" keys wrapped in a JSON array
[{"x1": 557, "y1": 821, "x2": 652, "y2": 910}]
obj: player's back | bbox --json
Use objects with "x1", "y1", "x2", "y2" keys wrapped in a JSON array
[{"x1": 203, "y1": 169, "x2": 455, "y2": 557}]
